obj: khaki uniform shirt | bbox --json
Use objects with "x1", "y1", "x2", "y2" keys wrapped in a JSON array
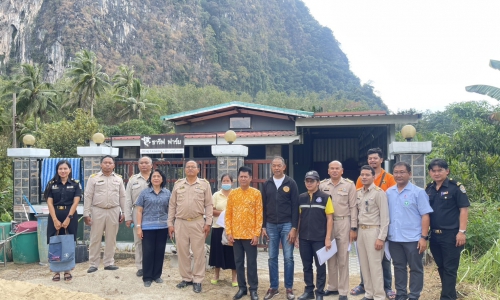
[
  {"x1": 124, "y1": 173, "x2": 149, "y2": 221},
  {"x1": 83, "y1": 171, "x2": 126, "y2": 217},
  {"x1": 320, "y1": 177, "x2": 358, "y2": 228},
  {"x1": 167, "y1": 177, "x2": 213, "y2": 227},
  {"x1": 356, "y1": 183, "x2": 389, "y2": 241}
]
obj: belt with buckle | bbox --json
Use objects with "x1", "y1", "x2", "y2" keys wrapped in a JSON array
[
  {"x1": 359, "y1": 225, "x2": 379, "y2": 229},
  {"x1": 432, "y1": 229, "x2": 443, "y2": 234},
  {"x1": 183, "y1": 215, "x2": 203, "y2": 221},
  {"x1": 333, "y1": 216, "x2": 347, "y2": 220},
  {"x1": 55, "y1": 206, "x2": 69, "y2": 210}
]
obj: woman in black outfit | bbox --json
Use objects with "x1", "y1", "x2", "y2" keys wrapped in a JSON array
[{"x1": 44, "y1": 160, "x2": 81, "y2": 281}]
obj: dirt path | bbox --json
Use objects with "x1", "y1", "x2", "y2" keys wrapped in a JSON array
[{"x1": 0, "y1": 255, "x2": 493, "y2": 299}]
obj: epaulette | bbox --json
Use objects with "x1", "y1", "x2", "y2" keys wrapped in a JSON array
[
  {"x1": 115, "y1": 173, "x2": 123, "y2": 178},
  {"x1": 356, "y1": 187, "x2": 363, "y2": 191},
  {"x1": 448, "y1": 178, "x2": 459, "y2": 185},
  {"x1": 344, "y1": 178, "x2": 353, "y2": 183},
  {"x1": 73, "y1": 179, "x2": 80, "y2": 183},
  {"x1": 174, "y1": 178, "x2": 183, "y2": 184},
  {"x1": 90, "y1": 173, "x2": 98, "y2": 178},
  {"x1": 449, "y1": 179, "x2": 466, "y2": 193},
  {"x1": 49, "y1": 180, "x2": 54, "y2": 184},
  {"x1": 375, "y1": 186, "x2": 382, "y2": 191},
  {"x1": 320, "y1": 178, "x2": 329, "y2": 183},
  {"x1": 202, "y1": 178, "x2": 210, "y2": 184}
]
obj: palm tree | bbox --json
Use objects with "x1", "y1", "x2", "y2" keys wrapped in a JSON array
[
  {"x1": 466, "y1": 59, "x2": 500, "y2": 121},
  {"x1": 66, "y1": 50, "x2": 109, "y2": 117},
  {"x1": 116, "y1": 79, "x2": 158, "y2": 120},
  {"x1": 11, "y1": 64, "x2": 58, "y2": 131},
  {"x1": 113, "y1": 65, "x2": 135, "y2": 97},
  {"x1": 466, "y1": 60, "x2": 500, "y2": 100}
]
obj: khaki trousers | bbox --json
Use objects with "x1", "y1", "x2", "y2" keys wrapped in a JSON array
[
  {"x1": 327, "y1": 218, "x2": 350, "y2": 295},
  {"x1": 132, "y1": 206, "x2": 143, "y2": 270},
  {"x1": 89, "y1": 206, "x2": 120, "y2": 268},
  {"x1": 358, "y1": 227, "x2": 385, "y2": 300},
  {"x1": 174, "y1": 218, "x2": 206, "y2": 283}
]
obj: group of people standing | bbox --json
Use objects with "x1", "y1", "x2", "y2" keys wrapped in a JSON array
[{"x1": 43, "y1": 150, "x2": 469, "y2": 300}]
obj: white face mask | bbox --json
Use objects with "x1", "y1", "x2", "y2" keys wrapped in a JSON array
[{"x1": 221, "y1": 184, "x2": 232, "y2": 191}]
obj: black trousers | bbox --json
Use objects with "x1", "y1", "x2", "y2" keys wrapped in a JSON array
[
  {"x1": 233, "y1": 239, "x2": 258, "y2": 291},
  {"x1": 389, "y1": 241, "x2": 424, "y2": 299},
  {"x1": 141, "y1": 228, "x2": 168, "y2": 282},
  {"x1": 430, "y1": 230, "x2": 463, "y2": 300},
  {"x1": 299, "y1": 239, "x2": 326, "y2": 296}
]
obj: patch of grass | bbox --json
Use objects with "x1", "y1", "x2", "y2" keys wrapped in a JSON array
[{"x1": 459, "y1": 240, "x2": 500, "y2": 296}]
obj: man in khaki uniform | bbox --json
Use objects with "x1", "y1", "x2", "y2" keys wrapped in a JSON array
[
  {"x1": 84, "y1": 155, "x2": 126, "y2": 273},
  {"x1": 168, "y1": 160, "x2": 213, "y2": 294},
  {"x1": 125, "y1": 156, "x2": 153, "y2": 277},
  {"x1": 319, "y1": 161, "x2": 357, "y2": 300},
  {"x1": 356, "y1": 165, "x2": 389, "y2": 300}
]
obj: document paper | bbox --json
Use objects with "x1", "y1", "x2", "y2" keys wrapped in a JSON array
[{"x1": 316, "y1": 238, "x2": 338, "y2": 266}]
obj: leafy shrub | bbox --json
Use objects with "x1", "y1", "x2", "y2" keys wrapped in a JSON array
[{"x1": 465, "y1": 202, "x2": 500, "y2": 258}]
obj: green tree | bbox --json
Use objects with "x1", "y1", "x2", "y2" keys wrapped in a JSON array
[
  {"x1": 66, "y1": 50, "x2": 110, "y2": 117},
  {"x1": 5, "y1": 64, "x2": 58, "y2": 131},
  {"x1": 112, "y1": 65, "x2": 135, "y2": 97},
  {"x1": 37, "y1": 109, "x2": 100, "y2": 157},
  {"x1": 466, "y1": 59, "x2": 500, "y2": 101},
  {"x1": 116, "y1": 79, "x2": 158, "y2": 120}
]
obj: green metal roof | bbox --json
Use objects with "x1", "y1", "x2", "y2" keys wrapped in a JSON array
[{"x1": 161, "y1": 101, "x2": 314, "y2": 121}]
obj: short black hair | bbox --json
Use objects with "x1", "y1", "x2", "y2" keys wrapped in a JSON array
[
  {"x1": 360, "y1": 165, "x2": 375, "y2": 176},
  {"x1": 148, "y1": 169, "x2": 167, "y2": 189},
  {"x1": 428, "y1": 159, "x2": 449, "y2": 171},
  {"x1": 393, "y1": 161, "x2": 411, "y2": 173},
  {"x1": 367, "y1": 147, "x2": 384, "y2": 159},
  {"x1": 238, "y1": 166, "x2": 252, "y2": 177},
  {"x1": 101, "y1": 155, "x2": 115, "y2": 163}
]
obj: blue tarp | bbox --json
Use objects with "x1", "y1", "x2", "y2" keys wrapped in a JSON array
[{"x1": 41, "y1": 158, "x2": 83, "y2": 192}]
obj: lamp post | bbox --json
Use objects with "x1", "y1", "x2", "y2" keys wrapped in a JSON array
[
  {"x1": 23, "y1": 134, "x2": 36, "y2": 218},
  {"x1": 224, "y1": 130, "x2": 237, "y2": 144},
  {"x1": 401, "y1": 125, "x2": 417, "y2": 142},
  {"x1": 92, "y1": 132, "x2": 105, "y2": 146}
]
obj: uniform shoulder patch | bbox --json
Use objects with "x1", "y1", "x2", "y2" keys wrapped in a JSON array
[
  {"x1": 115, "y1": 173, "x2": 123, "y2": 178},
  {"x1": 344, "y1": 178, "x2": 353, "y2": 183},
  {"x1": 320, "y1": 179, "x2": 328, "y2": 183},
  {"x1": 375, "y1": 186, "x2": 382, "y2": 191},
  {"x1": 73, "y1": 179, "x2": 79, "y2": 183},
  {"x1": 356, "y1": 187, "x2": 363, "y2": 191},
  {"x1": 90, "y1": 173, "x2": 98, "y2": 178},
  {"x1": 202, "y1": 178, "x2": 209, "y2": 184},
  {"x1": 425, "y1": 182, "x2": 433, "y2": 189},
  {"x1": 459, "y1": 185, "x2": 466, "y2": 193},
  {"x1": 174, "y1": 178, "x2": 183, "y2": 184}
]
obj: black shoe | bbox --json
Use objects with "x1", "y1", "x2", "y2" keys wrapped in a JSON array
[
  {"x1": 233, "y1": 288, "x2": 248, "y2": 300},
  {"x1": 87, "y1": 267, "x2": 98, "y2": 273},
  {"x1": 396, "y1": 296, "x2": 408, "y2": 300},
  {"x1": 316, "y1": 295, "x2": 323, "y2": 300},
  {"x1": 339, "y1": 296, "x2": 348, "y2": 300},
  {"x1": 361, "y1": 298, "x2": 374, "y2": 300},
  {"x1": 154, "y1": 278, "x2": 163, "y2": 283},
  {"x1": 176, "y1": 280, "x2": 193, "y2": 288},
  {"x1": 324, "y1": 290, "x2": 339, "y2": 296},
  {"x1": 250, "y1": 290, "x2": 258, "y2": 300},
  {"x1": 297, "y1": 292, "x2": 315, "y2": 300},
  {"x1": 144, "y1": 281, "x2": 152, "y2": 287},
  {"x1": 104, "y1": 265, "x2": 119, "y2": 270},
  {"x1": 136, "y1": 269, "x2": 143, "y2": 277},
  {"x1": 193, "y1": 283, "x2": 202, "y2": 293}
]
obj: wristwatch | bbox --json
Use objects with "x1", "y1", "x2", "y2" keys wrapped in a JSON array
[
  {"x1": 459, "y1": 229, "x2": 466, "y2": 234},
  {"x1": 67, "y1": 214, "x2": 74, "y2": 219},
  {"x1": 421, "y1": 235, "x2": 429, "y2": 240},
  {"x1": 350, "y1": 227, "x2": 357, "y2": 232}
]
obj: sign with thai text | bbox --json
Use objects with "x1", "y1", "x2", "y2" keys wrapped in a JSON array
[{"x1": 140, "y1": 134, "x2": 184, "y2": 154}]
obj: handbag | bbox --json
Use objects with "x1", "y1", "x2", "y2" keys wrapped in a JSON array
[{"x1": 48, "y1": 229, "x2": 75, "y2": 272}]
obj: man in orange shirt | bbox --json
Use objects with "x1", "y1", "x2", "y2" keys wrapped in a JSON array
[
  {"x1": 226, "y1": 166, "x2": 263, "y2": 300},
  {"x1": 352, "y1": 147, "x2": 397, "y2": 299}
]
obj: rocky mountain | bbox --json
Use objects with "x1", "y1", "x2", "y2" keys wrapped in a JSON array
[{"x1": 0, "y1": 0, "x2": 385, "y2": 108}]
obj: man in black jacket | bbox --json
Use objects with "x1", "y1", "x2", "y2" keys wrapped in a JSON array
[
  {"x1": 261, "y1": 157, "x2": 300, "y2": 300},
  {"x1": 296, "y1": 170, "x2": 334, "y2": 300}
]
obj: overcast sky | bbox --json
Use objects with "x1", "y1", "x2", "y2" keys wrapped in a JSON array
[{"x1": 302, "y1": 0, "x2": 500, "y2": 112}]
